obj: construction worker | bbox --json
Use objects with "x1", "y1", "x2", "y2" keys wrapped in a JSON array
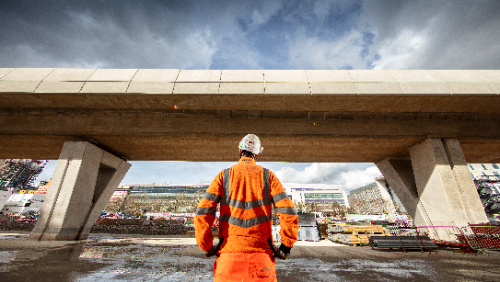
[{"x1": 195, "y1": 134, "x2": 299, "y2": 282}]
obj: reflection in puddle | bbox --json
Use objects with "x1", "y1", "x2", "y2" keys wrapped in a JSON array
[
  {"x1": 76, "y1": 242, "x2": 213, "y2": 281},
  {"x1": 0, "y1": 251, "x2": 17, "y2": 263},
  {"x1": 0, "y1": 234, "x2": 472, "y2": 281},
  {"x1": 76, "y1": 257, "x2": 213, "y2": 281},
  {"x1": 276, "y1": 258, "x2": 436, "y2": 281},
  {"x1": 75, "y1": 241, "x2": 437, "y2": 282},
  {"x1": 0, "y1": 234, "x2": 29, "y2": 240}
]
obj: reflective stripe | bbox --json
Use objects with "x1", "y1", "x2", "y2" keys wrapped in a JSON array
[
  {"x1": 219, "y1": 167, "x2": 273, "y2": 227},
  {"x1": 271, "y1": 192, "x2": 288, "y2": 203},
  {"x1": 195, "y1": 207, "x2": 216, "y2": 215},
  {"x1": 222, "y1": 168, "x2": 230, "y2": 205},
  {"x1": 228, "y1": 198, "x2": 268, "y2": 210},
  {"x1": 202, "y1": 192, "x2": 221, "y2": 203},
  {"x1": 275, "y1": 207, "x2": 298, "y2": 215},
  {"x1": 219, "y1": 214, "x2": 271, "y2": 228},
  {"x1": 263, "y1": 168, "x2": 270, "y2": 206}
]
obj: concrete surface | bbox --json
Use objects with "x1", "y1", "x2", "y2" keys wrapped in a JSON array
[
  {"x1": 444, "y1": 139, "x2": 488, "y2": 224},
  {"x1": 378, "y1": 139, "x2": 488, "y2": 230},
  {"x1": 376, "y1": 158, "x2": 420, "y2": 224},
  {"x1": 1, "y1": 232, "x2": 499, "y2": 282},
  {"x1": 29, "y1": 142, "x2": 131, "y2": 241},
  {"x1": 0, "y1": 69, "x2": 500, "y2": 163}
]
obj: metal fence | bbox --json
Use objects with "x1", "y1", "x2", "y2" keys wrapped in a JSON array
[
  {"x1": 461, "y1": 225, "x2": 500, "y2": 255},
  {"x1": 414, "y1": 226, "x2": 473, "y2": 256}
]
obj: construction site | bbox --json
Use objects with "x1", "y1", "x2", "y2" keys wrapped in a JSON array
[
  {"x1": 0, "y1": 157, "x2": 499, "y2": 281},
  {"x1": 1, "y1": 214, "x2": 500, "y2": 281}
]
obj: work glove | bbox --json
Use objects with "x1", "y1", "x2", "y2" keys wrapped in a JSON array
[
  {"x1": 205, "y1": 237, "x2": 224, "y2": 257},
  {"x1": 267, "y1": 238, "x2": 291, "y2": 260}
]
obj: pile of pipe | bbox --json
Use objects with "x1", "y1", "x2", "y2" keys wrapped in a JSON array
[{"x1": 369, "y1": 236, "x2": 438, "y2": 249}]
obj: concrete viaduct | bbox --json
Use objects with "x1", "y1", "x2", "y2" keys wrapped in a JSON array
[{"x1": 0, "y1": 68, "x2": 499, "y2": 240}]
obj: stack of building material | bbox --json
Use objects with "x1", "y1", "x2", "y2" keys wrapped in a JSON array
[
  {"x1": 327, "y1": 224, "x2": 350, "y2": 243},
  {"x1": 328, "y1": 224, "x2": 390, "y2": 246},
  {"x1": 369, "y1": 236, "x2": 438, "y2": 250},
  {"x1": 335, "y1": 233, "x2": 362, "y2": 245}
]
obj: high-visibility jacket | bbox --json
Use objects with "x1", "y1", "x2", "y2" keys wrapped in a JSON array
[{"x1": 195, "y1": 157, "x2": 299, "y2": 253}]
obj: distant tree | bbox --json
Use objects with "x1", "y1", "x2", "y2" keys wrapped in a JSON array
[
  {"x1": 348, "y1": 198, "x2": 368, "y2": 214},
  {"x1": 339, "y1": 204, "x2": 347, "y2": 217},
  {"x1": 331, "y1": 201, "x2": 341, "y2": 216},
  {"x1": 188, "y1": 190, "x2": 205, "y2": 212},
  {"x1": 347, "y1": 205, "x2": 356, "y2": 214},
  {"x1": 294, "y1": 201, "x2": 304, "y2": 213},
  {"x1": 310, "y1": 202, "x2": 317, "y2": 213}
]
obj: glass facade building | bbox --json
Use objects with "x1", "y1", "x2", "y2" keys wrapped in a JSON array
[
  {"x1": 123, "y1": 184, "x2": 209, "y2": 199},
  {"x1": 348, "y1": 177, "x2": 407, "y2": 214},
  {"x1": 282, "y1": 183, "x2": 349, "y2": 207}
]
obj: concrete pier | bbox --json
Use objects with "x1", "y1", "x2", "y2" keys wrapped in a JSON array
[
  {"x1": 29, "y1": 141, "x2": 130, "y2": 241},
  {"x1": 377, "y1": 139, "x2": 488, "y2": 228}
]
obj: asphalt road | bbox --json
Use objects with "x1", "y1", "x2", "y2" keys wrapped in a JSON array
[{"x1": 0, "y1": 232, "x2": 499, "y2": 282}]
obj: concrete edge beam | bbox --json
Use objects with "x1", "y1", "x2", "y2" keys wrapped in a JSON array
[{"x1": 87, "y1": 69, "x2": 138, "y2": 82}]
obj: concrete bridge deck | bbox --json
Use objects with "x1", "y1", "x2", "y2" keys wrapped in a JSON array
[
  {"x1": 2, "y1": 68, "x2": 498, "y2": 241},
  {"x1": 1, "y1": 68, "x2": 499, "y2": 163}
]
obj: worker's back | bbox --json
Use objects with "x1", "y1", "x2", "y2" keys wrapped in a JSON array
[
  {"x1": 194, "y1": 134, "x2": 299, "y2": 281},
  {"x1": 218, "y1": 157, "x2": 273, "y2": 253}
]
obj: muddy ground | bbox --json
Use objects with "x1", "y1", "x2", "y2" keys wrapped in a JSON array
[{"x1": 0, "y1": 232, "x2": 499, "y2": 282}]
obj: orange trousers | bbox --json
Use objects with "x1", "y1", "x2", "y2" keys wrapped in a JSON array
[{"x1": 213, "y1": 252, "x2": 277, "y2": 282}]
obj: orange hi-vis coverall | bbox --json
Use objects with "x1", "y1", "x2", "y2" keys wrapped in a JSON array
[{"x1": 195, "y1": 157, "x2": 299, "y2": 281}]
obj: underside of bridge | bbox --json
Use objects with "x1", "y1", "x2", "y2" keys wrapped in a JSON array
[
  {"x1": 1, "y1": 68, "x2": 499, "y2": 240},
  {"x1": 1, "y1": 68, "x2": 499, "y2": 163}
]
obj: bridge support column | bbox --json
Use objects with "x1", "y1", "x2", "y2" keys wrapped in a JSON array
[
  {"x1": 376, "y1": 138, "x2": 487, "y2": 228},
  {"x1": 29, "y1": 141, "x2": 131, "y2": 241}
]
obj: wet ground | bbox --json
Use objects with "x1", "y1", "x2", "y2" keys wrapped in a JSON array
[{"x1": 0, "y1": 231, "x2": 499, "y2": 281}]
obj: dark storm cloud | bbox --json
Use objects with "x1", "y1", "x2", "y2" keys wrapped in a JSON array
[
  {"x1": 1, "y1": 0, "x2": 499, "y2": 70},
  {"x1": 0, "y1": 0, "x2": 365, "y2": 69},
  {"x1": 0, "y1": 0, "x2": 240, "y2": 69},
  {"x1": 360, "y1": 0, "x2": 500, "y2": 69}
]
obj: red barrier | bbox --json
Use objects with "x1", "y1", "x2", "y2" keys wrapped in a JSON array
[
  {"x1": 461, "y1": 225, "x2": 500, "y2": 255},
  {"x1": 470, "y1": 226, "x2": 500, "y2": 249},
  {"x1": 414, "y1": 226, "x2": 473, "y2": 256}
]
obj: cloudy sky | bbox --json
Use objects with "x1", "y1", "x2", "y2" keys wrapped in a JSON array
[{"x1": 2, "y1": 0, "x2": 499, "y2": 192}]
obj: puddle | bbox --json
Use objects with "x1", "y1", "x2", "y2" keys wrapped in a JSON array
[
  {"x1": 276, "y1": 258, "x2": 436, "y2": 281},
  {"x1": 1, "y1": 234, "x2": 497, "y2": 281},
  {"x1": 0, "y1": 251, "x2": 17, "y2": 263},
  {"x1": 76, "y1": 246, "x2": 213, "y2": 281},
  {"x1": 74, "y1": 241, "x2": 213, "y2": 281},
  {"x1": 75, "y1": 241, "x2": 437, "y2": 282},
  {"x1": 0, "y1": 234, "x2": 29, "y2": 240}
]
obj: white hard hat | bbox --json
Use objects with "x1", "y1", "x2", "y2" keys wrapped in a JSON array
[{"x1": 238, "y1": 134, "x2": 264, "y2": 155}]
